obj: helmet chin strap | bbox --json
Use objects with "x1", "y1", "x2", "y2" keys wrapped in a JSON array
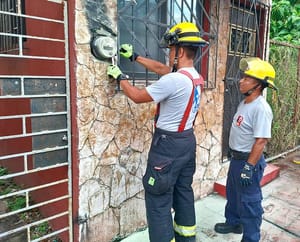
[
  {"x1": 172, "y1": 45, "x2": 180, "y2": 72},
  {"x1": 243, "y1": 83, "x2": 260, "y2": 96}
]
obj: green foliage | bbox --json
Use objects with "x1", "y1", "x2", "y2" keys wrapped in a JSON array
[
  {"x1": 0, "y1": 167, "x2": 8, "y2": 176},
  {"x1": 7, "y1": 196, "x2": 26, "y2": 211},
  {"x1": 0, "y1": 167, "x2": 56, "y2": 240},
  {"x1": 267, "y1": 44, "x2": 300, "y2": 155},
  {"x1": 0, "y1": 167, "x2": 8, "y2": 187},
  {"x1": 0, "y1": 187, "x2": 12, "y2": 195},
  {"x1": 271, "y1": 0, "x2": 300, "y2": 45},
  {"x1": 0, "y1": 167, "x2": 13, "y2": 193},
  {"x1": 31, "y1": 222, "x2": 50, "y2": 239}
]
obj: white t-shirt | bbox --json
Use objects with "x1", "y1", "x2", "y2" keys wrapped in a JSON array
[
  {"x1": 229, "y1": 95, "x2": 273, "y2": 152},
  {"x1": 146, "y1": 67, "x2": 201, "y2": 132}
]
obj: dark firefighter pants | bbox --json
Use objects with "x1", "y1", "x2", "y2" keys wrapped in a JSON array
[
  {"x1": 225, "y1": 156, "x2": 266, "y2": 242},
  {"x1": 142, "y1": 128, "x2": 197, "y2": 242}
]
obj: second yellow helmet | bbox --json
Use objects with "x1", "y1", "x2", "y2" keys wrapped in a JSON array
[{"x1": 239, "y1": 57, "x2": 277, "y2": 90}]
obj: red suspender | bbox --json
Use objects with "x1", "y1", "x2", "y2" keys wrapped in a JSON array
[
  {"x1": 154, "y1": 103, "x2": 160, "y2": 128},
  {"x1": 154, "y1": 70, "x2": 204, "y2": 132},
  {"x1": 178, "y1": 84, "x2": 195, "y2": 132},
  {"x1": 179, "y1": 70, "x2": 204, "y2": 91},
  {"x1": 177, "y1": 70, "x2": 203, "y2": 132}
]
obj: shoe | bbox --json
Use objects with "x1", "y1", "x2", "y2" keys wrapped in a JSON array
[{"x1": 214, "y1": 223, "x2": 243, "y2": 234}]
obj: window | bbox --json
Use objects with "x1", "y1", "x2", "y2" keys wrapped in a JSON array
[
  {"x1": 118, "y1": 0, "x2": 214, "y2": 87},
  {"x1": 0, "y1": 0, "x2": 25, "y2": 54},
  {"x1": 230, "y1": 27, "x2": 256, "y2": 55},
  {"x1": 228, "y1": 4, "x2": 257, "y2": 57}
]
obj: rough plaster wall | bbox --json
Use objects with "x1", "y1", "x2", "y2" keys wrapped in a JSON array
[{"x1": 74, "y1": 0, "x2": 230, "y2": 241}]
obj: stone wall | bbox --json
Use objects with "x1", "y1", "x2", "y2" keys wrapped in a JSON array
[{"x1": 74, "y1": 0, "x2": 231, "y2": 241}]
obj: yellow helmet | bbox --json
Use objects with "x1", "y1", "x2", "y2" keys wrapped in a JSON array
[
  {"x1": 239, "y1": 57, "x2": 277, "y2": 90},
  {"x1": 160, "y1": 22, "x2": 208, "y2": 48}
]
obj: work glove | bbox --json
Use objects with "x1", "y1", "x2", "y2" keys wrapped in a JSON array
[
  {"x1": 107, "y1": 65, "x2": 129, "y2": 82},
  {"x1": 120, "y1": 44, "x2": 139, "y2": 61},
  {"x1": 240, "y1": 162, "x2": 254, "y2": 187}
]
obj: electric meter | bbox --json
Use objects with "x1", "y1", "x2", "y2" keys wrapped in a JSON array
[{"x1": 91, "y1": 36, "x2": 117, "y2": 59}]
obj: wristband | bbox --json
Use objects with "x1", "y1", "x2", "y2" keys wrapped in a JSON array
[
  {"x1": 129, "y1": 52, "x2": 139, "y2": 62},
  {"x1": 117, "y1": 74, "x2": 130, "y2": 82}
]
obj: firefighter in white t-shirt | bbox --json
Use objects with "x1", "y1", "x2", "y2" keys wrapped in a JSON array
[{"x1": 107, "y1": 22, "x2": 208, "y2": 242}]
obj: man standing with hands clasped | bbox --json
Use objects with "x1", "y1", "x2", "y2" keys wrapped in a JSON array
[
  {"x1": 107, "y1": 22, "x2": 208, "y2": 242},
  {"x1": 214, "y1": 57, "x2": 277, "y2": 242}
]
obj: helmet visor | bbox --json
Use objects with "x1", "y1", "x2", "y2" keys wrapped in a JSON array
[{"x1": 239, "y1": 58, "x2": 253, "y2": 72}]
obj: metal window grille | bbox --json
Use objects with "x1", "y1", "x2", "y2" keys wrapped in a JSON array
[
  {"x1": 225, "y1": 0, "x2": 270, "y2": 81},
  {"x1": 0, "y1": 0, "x2": 25, "y2": 53},
  {"x1": 118, "y1": 0, "x2": 219, "y2": 88}
]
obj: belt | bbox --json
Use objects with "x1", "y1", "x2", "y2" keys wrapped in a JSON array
[
  {"x1": 229, "y1": 148, "x2": 250, "y2": 160},
  {"x1": 155, "y1": 127, "x2": 193, "y2": 138}
]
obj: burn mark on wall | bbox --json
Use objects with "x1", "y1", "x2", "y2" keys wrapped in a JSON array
[{"x1": 85, "y1": 0, "x2": 115, "y2": 36}]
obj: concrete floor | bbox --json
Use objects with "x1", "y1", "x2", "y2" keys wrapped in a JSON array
[{"x1": 121, "y1": 151, "x2": 300, "y2": 242}]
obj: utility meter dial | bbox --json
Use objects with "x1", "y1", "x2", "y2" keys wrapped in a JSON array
[{"x1": 91, "y1": 36, "x2": 117, "y2": 59}]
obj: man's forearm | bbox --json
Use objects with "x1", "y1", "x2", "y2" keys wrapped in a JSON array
[
  {"x1": 247, "y1": 138, "x2": 268, "y2": 166},
  {"x1": 119, "y1": 80, "x2": 153, "y2": 104},
  {"x1": 136, "y1": 56, "x2": 171, "y2": 76}
]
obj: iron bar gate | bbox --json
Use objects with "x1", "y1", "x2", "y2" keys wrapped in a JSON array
[{"x1": 0, "y1": 0, "x2": 72, "y2": 241}]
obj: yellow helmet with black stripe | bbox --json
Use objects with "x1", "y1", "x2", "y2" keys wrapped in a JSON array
[
  {"x1": 160, "y1": 22, "x2": 208, "y2": 48},
  {"x1": 239, "y1": 57, "x2": 277, "y2": 90}
]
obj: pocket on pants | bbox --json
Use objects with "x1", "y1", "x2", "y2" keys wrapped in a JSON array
[
  {"x1": 241, "y1": 200, "x2": 264, "y2": 219},
  {"x1": 142, "y1": 160, "x2": 173, "y2": 195}
]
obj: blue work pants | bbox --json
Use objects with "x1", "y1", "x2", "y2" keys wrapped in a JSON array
[
  {"x1": 143, "y1": 128, "x2": 196, "y2": 242},
  {"x1": 225, "y1": 156, "x2": 266, "y2": 242}
]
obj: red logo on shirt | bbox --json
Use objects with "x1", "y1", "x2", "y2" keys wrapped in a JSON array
[{"x1": 236, "y1": 115, "x2": 243, "y2": 126}]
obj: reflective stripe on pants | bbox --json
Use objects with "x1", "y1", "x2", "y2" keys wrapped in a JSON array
[{"x1": 174, "y1": 222, "x2": 196, "y2": 237}]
